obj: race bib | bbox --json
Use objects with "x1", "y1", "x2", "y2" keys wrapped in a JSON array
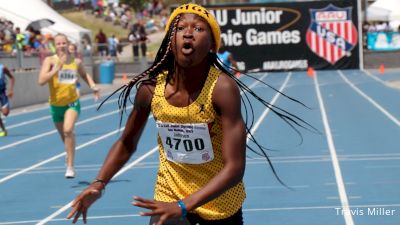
[
  {"x1": 156, "y1": 121, "x2": 214, "y2": 164},
  {"x1": 58, "y1": 69, "x2": 77, "y2": 84}
]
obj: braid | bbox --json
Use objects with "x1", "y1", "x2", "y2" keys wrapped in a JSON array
[
  {"x1": 98, "y1": 11, "x2": 317, "y2": 187},
  {"x1": 97, "y1": 16, "x2": 181, "y2": 126},
  {"x1": 210, "y1": 53, "x2": 319, "y2": 187}
]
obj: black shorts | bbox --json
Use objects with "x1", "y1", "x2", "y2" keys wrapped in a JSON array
[
  {"x1": 149, "y1": 208, "x2": 243, "y2": 225},
  {"x1": 0, "y1": 89, "x2": 9, "y2": 109}
]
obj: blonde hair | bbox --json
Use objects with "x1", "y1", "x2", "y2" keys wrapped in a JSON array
[{"x1": 54, "y1": 33, "x2": 69, "y2": 43}]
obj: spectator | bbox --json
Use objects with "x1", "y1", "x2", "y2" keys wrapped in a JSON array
[
  {"x1": 38, "y1": 34, "x2": 55, "y2": 65},
  {"x1": 14, "y1": 27, "x2": 25, "y2": 68},
  {"x1": 81, "y1": 39, "x2": 92, "y2": 57},
  {"x1": 128, "y1": 24, "x2": 139, "y2": 61},
  {"x1": 138, "y1": 21, "x2": 148, "y2": 59},
  {"x1": 0, "y1": 30, "x2": 5, "y2": 53},
  {"x1": 95, "y1": 29, "x2": 107, "y2": 56},
  {"x1": 120, "y1": 10, "x2": 131, "y2": 29},
  {"x1": 159, "y1": 10, "x2": 168, "y2": 29},
  {"x1": 73, "y1": 0, "x2": 80, "y2": 11},
  {"x1": 39, "y1": 37, "x2": 49, "y2": 65},
  {"x1": 217, "y1": 39, "x2": 239, "y2": 74},
  {"x1": 107, "y1": 34, "x2": 119, "y2": 61},
  {"x1": 69, "y1": 43, "x2": 82, "y2": 60}
]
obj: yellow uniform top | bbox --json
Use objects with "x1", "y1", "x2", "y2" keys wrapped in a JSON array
[
  {"x1": 151, "y1": 66, "x2": 246, "y2": 220},
  {"x1": 48, "y1": 55, "x2": 79, "y2": 106}
]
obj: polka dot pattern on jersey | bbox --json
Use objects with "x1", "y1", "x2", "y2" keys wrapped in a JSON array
[{"x1": 151, "y1": 66, "x2": 246, "y2": 220}]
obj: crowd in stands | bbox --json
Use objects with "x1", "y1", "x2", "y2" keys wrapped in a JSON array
[
  {"x1": 362, "y1": 21, "x2": 400, "y2": 50},
  {"x1": 0, "y1": 0, "x2": 169, "y2": 62},
  {"x1": 90, "y1": 0, "x2": 167, "y2": 31},
  {"x1": 0, "y1": 17, "x2": 57, "y2": 64},
  {"x1": 0, "y1": 18, "x2": 16, "y2": 56},
  {"x1": 90, "y1": 0, "x2": 168, "y2": 59},
  {"x1": 363, "y1": 21, "x2": 400, "y2": 33}
]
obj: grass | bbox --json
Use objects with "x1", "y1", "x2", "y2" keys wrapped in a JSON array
[
  {"x1": 60, "y1": 10, "x2": 163, "y2": 60},
  {"x1": 61, "y1": 11, "x2": 129, "y2": 40}
]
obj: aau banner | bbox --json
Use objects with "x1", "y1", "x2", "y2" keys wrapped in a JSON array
[
  {"x1": 306, "y1": 4, "x2": 358, "y2": 65},
  {"x1": 206, "y1": 0, "x2": 360, "y2": 72}
]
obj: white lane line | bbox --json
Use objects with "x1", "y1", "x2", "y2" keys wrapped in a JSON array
[
  {"x1": 0, "y1": 106, "x2": 132, "y2": 151},
  {"x1": 4, "y1": 74, "x2": 265, "y2": 148},
  {"x1": 7, "y1": 116, "x2": 51, "y2": 130},
  {"x1": 326, "y1": 196, "x2": 361, "y2": 200},
  {"x1": 248, "y1": 72, "x2": 291, "y2": 136},
  {"x1": 3, "y1": 152, "x2": 400, "y2": 176},
  {"x1": 0, "y1": 214, "x2": 142, "y2": 225},
  {"x1": 246, "y1": 185, "x2": 310, "y2": 189},
  {"x1": 338, "y1": 70, "x2": 400, "y2": 126},
  {"x1": 1, "y1": 76, "x2": 266, "y2": 175},
  {"x1": 7, "y1": 98, "x2": 119, "y2": 130},
  {"x1": 0, "y1": 127, "x2": 124, "y2": 184},
  {"x1": 361, "y1": 69, "x2": 388, "y2": 87},
  {"x1": 251, "y1": 153, "x2": 400, "y2": 163},
  {"x1": 9, "y1": 89, "x2": 121, "y2": 117},
  {"x1": 35, "y1": 146, "x2": 159, "y2": 225},
  {"x1": 3, "y1": 204, "x2": 400, "y2": 224},
  {"x1": 4, "y1": 152, "x2": 399, "y2": 172},
  {"x1": 248, "y1": 153, "x2": 400, "y2": 160},
  {"x1": 246, "y1": 157, "x2": 400, "y2": 164},
  {"x1": 243, "y1": 203, "x2": 400, "y2": 211},
  {"x1": 0, "y1": 108, "x2": 144, "y2": 183},
  {"x1": 36, "y1": 74, "x2": 276, "y2": 224},
  {"x1": 240, "y1": 73, "x2": 269, "y2": 95},
  {"x1": 314, "y1": 73, "x2": 354, "y2": 225},
  {"x1": 325, "y1": 182, "x2": 356, "y2": 186},
  {"x1": 3, "y1": 74, "x2": 266, "y2": 149}
]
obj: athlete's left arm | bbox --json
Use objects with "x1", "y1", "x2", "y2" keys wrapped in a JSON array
[
  {"x1": 4, "y1": 66, "x2": 15, "y2": 98},
  {"x1": 183, "y1": 72, "x2": 246, "y2": 211},
  {"x1": 132, "y1": 72, "x2": 247, "y2": 223},
  {"x1": 76, "y1": 58, "x2": 100, "y2": 99}
]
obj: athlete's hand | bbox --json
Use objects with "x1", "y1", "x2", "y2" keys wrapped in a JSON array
[
  {"x1": 91, "y1": 86, "x2": 100, "y2": 101},
  {"x1": 51, "y1": 62, "x2": 63, "y2": 73},
  {"x1": 7, "y1": 90, "x2": 13, "y2": 98},
  {"x1": 132, "y1": 196, "x2": 182, "y2": 225},
  {"x1": 67, "y1": 185, "x2": 103, "y2": 223}
]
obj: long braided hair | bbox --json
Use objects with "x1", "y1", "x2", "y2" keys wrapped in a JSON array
[
  {"x1": 99, "y1": 15, "x2": 318, "y2": 187},
  {"x1": 98, "y1": 16, "x2": 180, "y2": 124}
]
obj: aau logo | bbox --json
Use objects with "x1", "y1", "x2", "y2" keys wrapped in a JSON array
[{"x1": 306, "y1": 4, "x2": 358, "y2": 65}]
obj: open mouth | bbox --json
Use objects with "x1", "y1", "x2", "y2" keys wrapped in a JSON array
[{"x1": 182, "y1": 42, "x2": 194, "y2": 55}]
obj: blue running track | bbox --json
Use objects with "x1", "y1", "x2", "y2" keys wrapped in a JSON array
[{"x1": 0, "y1": 69, "x2": 399, "y2": 225}]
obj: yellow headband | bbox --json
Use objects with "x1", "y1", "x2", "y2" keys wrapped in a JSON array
[{"x1": 165, "y1": 3, "x2": 221, "y2": 51}]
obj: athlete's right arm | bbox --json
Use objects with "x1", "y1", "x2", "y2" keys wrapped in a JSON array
[
  {"x1": 67, "y1": 83, "x2": 155, "y2": 224},
  {"x1": 38, "y1": 56, "x2": 60, "y2": 86}
]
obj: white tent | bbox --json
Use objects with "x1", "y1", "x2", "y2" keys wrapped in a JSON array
[
  {"x1": 0, "y1": 0, "x2": 91, "y2": 44},
  {"x1": 366, "y1": 0, "x2": 400, "y2": 21}
]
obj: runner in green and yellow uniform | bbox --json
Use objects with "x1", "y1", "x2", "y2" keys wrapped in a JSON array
[{"x1": 39, "y1": 33, "x2": 100, "y2": 179}]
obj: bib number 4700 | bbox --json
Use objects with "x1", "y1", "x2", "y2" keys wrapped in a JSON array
[{"x1": 165, "y1": 137, "x2": 205, "y2": 152}]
